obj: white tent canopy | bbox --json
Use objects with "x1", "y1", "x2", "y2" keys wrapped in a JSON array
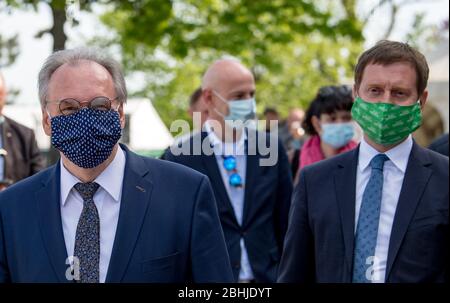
[{"x1": 123, "y1": 98, "x2": 174, "y2": 151}]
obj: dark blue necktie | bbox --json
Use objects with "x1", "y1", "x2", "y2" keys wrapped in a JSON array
[
  {"x1": 73, "y1": 182, "x2": 100, "y2": 283},
  {"x1": 352, "y1": 154, "x2": 389, "y2": 283}
]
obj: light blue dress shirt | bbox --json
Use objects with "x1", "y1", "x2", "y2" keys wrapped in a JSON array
[
  {"x1": 355, "y1": 135, "x2": 413, "y2": 283},
  {"x1": 205, "y1": 122, "x2": 254, "y2": 281},
  {"x1": 60, "y1": 145, "x2": 126, "y2": 283}
]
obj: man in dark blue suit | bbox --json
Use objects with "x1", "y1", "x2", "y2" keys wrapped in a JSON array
[
  {"x1": 278, "y1": 40, "x2": 448, "y2": 283},
  {"x1": 0, "y1": 48, "x2": 233, "y2": 283},
  {"x1": 164, "y1": 59, "x2": 293, "y2": 282}
]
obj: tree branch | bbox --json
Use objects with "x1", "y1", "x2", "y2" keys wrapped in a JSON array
[{"x1": 383, "y1": 3, "x2": 398, "y2": 39}]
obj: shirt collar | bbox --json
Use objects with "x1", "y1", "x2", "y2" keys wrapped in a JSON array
[
  {"x1": 60, "y1": 145, "x2": 126, "y2": 206},
  {"x1": 204, "y1": 121, "x2": 246, "y2": 156},
  {"x1": 359, "y1": 135, "x2": 413, "y2": 173}
]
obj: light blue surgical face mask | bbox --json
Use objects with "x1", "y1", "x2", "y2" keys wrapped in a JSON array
[
  {"x1": 213, "y1": 90, "x2": 256, "y2": 127},
  {"x1": 321, "y1": 122, "x2": 354, "y2": 149}
]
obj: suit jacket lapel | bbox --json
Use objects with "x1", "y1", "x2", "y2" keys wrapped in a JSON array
[
  {"x1": 200, "y1": 132, "x2": 240, "y2": 227},
  {"x1": 242, "y1": 138, "x2": 260, "y2": 226},
  {"x1": 333, "y1": 147, "x2": 359, "y2": 281},
  {"x1": 385, "y1": 143, "x2": 432, "y2": 280},
  {"x1": 35, "y1": 162, "x2": 70, "y2": 282},
  {"x1": 1, "y1": 120, "x2": 14, "y2": 180},
  {"x1": 105, "y1": 145, "x2": 153, "y2": 282}
]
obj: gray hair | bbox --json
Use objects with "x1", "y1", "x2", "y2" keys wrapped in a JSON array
[{"x1": 38, "y1": 47, "x2": 127, "y2": 108}]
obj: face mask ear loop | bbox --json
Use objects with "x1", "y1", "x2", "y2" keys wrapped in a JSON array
[
  {"x1": 46, "y1": 105, "x2": 53, "y2": 120},
  {"x1": 212, "y1": 90, "x2": 229, "y2": 118},
  {"x1": 212, "y1": 90, "x2": 228, "y2": 104}
]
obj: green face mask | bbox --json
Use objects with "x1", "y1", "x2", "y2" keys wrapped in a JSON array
[{"x1": 351, "y1": 97, "x2": 422, "y2": 146}]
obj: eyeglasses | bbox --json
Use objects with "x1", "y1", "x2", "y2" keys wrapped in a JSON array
[
  {"x1": 46, "y1": 96, "x2": 119, "y2": 116},
  {"x1": 222, "y1": 155, "x2": 243, "y2": 188}
]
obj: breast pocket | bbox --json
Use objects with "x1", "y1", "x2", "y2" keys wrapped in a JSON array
[
  {"x1": 408, "y1": 211, "x2": 448, "y2": 231},
  {"x1": 141, "y1": 252, "x2": 180, "y2": 274}
]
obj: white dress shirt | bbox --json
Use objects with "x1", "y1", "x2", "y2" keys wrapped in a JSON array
[
  {"x1": 205, "y1": 122, "x2": 254, "y2": 281},
  {"x1": 355, "y1": 135, "x2": 413, "y2": 283},
  {"x1": 60, "y1": 145, "x2": 126, "y2": 283}
]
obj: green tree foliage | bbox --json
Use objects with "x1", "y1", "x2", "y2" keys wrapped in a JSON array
[
  {"x1": 406, "y1": 14, "x2": 449, "y2": 53},
  {"x1": 3, "y1": 0, "x2": 99, "y2": 51},
  {"x1": 0, "y1": 34, "x2": 19, "y2": 68},
  {"x1": 99, "y1": 0, "x2": 364, "y2": 128},
  {"x1": 0, "y1": 34, "x2": 20, "y2": 103},
  {"x1": 2, "y1": 0, "x2": 101, "y2": 163},
  {"x1": 2, "y1": 0, "x2": 365, "y2": 128}
]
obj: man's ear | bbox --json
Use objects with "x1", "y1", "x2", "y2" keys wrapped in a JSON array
[
  {"x1": 352, "y1": 85, "x2": 358, "y2": 100},
  {"x1": 187, "y1": 108, "x2": 194, "y2": 119},
  {"x1": 42, "y1": 108, "x2": 52, "y2": 136},
  {"x1": 419, "y1": 90, "x2": 428, "y2": 110},
  {"x1": 118, "y1": 103, "x2": 126, "y2": 129},
  {"x1": 311, "y1": 115, "x2": 322, "y2": 135},
  {"x1": 202, "y1": 89, "x2": 213, "y2": 107}
]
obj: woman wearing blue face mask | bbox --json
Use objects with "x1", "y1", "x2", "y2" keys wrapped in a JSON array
[{"x1": 295, "y1": 85, "x2": 357, "y2": 181}]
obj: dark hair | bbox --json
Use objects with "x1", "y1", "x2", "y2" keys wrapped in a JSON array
[
  {"x1": 263, "y1": 107, "x2": 279, "y2": 116},
  {"x1": 189, "y1": 87, "x2": 203, "y2": 108},
  {"x1": 302, "y1": 85, "x2": 353, "y2": 136},
  {"x1": 354, "y1": 40, "x2": 429, "y2": 96}
]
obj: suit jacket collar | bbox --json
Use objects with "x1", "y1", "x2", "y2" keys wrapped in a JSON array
[
  {"x1": 1, "y1": 118, "x2": 13, "y2": 181},
  {"x1": 333, "y1": 147, "x2": 359, "y2": 281},
  {"x1": 35, "y1": 161, "x2": 70, "y2": 282},
  {"x1": 359, "y1": 135, "x2": 413, "y2": 174},
  {"x1": 199, "y1": 131, "x2": 240, "y2": 227},
  {"x1": 385, "y1": 142, "x2": 433, "y2": 281},
  {"x1": 105, "y1": 144, "x2": 154, "y2": 282},
  {"x1": 199, "y1": 130, "x2": 263, "y2": 229},
  {"x1": 242, "y1": 129, "x2": 262, "y2": 227},
  {"x1": 59, "y1": 145, "x2": 126, "y2": 206},
  {"x1": 35, "y1": 144, "x2": 154, "y2": 282}
]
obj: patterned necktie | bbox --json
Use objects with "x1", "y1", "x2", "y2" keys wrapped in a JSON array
[
  {"x1": 73, "y1": 182, "x2": 100, "y2": 283},
  {"x1": 352, "y1": 154, "x2": 389, "y2": 283}
]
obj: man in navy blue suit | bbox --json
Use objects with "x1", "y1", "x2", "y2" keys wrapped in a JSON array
[
  {"x1": 164, "y1": 59, "x2": 293, "y2": 282},
  {"x1": 0, "y1": 48, "x2": 233, "y2": 283},
  {"x1": 278, "y1": 40, "x2": 448, "y2": 283}
]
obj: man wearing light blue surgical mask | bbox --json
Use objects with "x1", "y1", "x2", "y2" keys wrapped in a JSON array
[
  {"x1": 201, "y1": 59, "x2": 257, "y2": 140},
  {"x1": 212, "y1": 90, "x2": 257, "y2": 128},
  {"x1": 0, "y1": 48, "x2": 233, "y2": 283},
  {"x1": 163, "y1": 58, "x2": 293, "y2": 283}
]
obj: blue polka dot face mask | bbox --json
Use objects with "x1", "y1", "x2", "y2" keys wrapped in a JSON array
[{"x1": 48, "y1": 107, "x2": 122, "y2": 168}]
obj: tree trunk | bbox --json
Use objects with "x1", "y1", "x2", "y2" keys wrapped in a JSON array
[
  {"x1": 47, "y1": 0, "x2": 68, "y2": 165},
  {"x1": 50, "y1": 0, "x2": 67, "y2": 51}
]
